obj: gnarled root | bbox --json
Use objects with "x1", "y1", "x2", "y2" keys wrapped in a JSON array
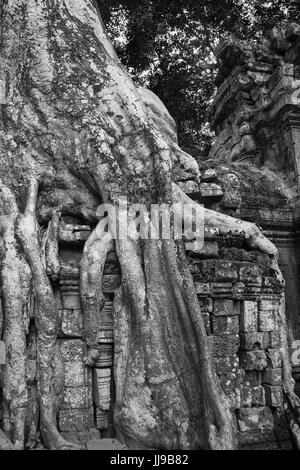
[
  {"x1": 162, "y1": 239, "x2": 236, "y2": 449},
  {"x1": 113, "y1": 235, "x2": 236, "y2": 450},
  {"x1": 173, "y1": 182, "x2": 300, "y2": 447},
  {"x1": 172, "y1": 183, "x2": 279, "y2": 258},
  {"x1": 16, "y1": 179, "x2": 82, "y2": 450},
  {"x1": 111, "y1": 183, "x2": 285, "y2": 450},
  {"x1": 80, "y1": 225, "x2": 114, "y2": 367},
  {"x1": 0, "y1": 186, "x2": 28, "y2": 449},
  {"x1": 42, "y1": 211, "x2": 61, "y2": 281}
]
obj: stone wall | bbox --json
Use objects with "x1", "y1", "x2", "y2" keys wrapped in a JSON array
[
  {"x1": 56, "y1": 220, "x2": 121, "y2": 446},
  {"x1": 28, "y1": 217, "x2": 288, "y2": 449},
  {"x1": 187, "y1": 235, "x2": 289, "y2": 449},
  {"x1": 1, "y1": 218, "x2": 122, "y2": 448},
  {"x1": 199, "y1": 23, "x2": 300, "y2": 396},
  {"x1": 176, "y1": 22, "x2": 300, "y2": 448}
]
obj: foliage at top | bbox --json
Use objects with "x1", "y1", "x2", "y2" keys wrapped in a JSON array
[{"x1": 98, "y1": 0, "x2": 300, "y2": 157}]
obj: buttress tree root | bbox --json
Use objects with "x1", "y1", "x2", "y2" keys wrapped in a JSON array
[
  {"x1": 16, "y1": 179, "x2": 83, "y2": 450},
  {"x1": 0, "y1": 0, "x2": 298, "y2": 450},
  {"x1": 0, "y1": 184, "x2": 28, "y2": 449}
]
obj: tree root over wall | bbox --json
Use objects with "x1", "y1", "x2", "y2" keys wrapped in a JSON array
[
  {"x1": 0, "y1": 178, "x2": 299, "y2": 450},
  {"x1": 0, "y1": 0, "x2": 299, "y2": 450}
]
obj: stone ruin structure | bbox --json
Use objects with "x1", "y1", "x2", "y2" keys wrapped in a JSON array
[
  {"x1": 1, "y1": 23, "x2": 300, "y2": 451},
  {"x1": 167, "y1": 22, "x2": 300, "y2": 449},
  {"x1": 0, "y1": 218, "x2": 121, "y2": 448},
  {"x1": 191, "y1": 22, "x2": 300, "y2": 449}
]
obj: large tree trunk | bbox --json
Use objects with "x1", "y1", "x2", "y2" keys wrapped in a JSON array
[{"x1": 0, "y1": 0, "x2": 298, "y2": 450}]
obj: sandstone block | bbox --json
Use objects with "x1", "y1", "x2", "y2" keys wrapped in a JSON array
[
  {"x1": 209, "y1": 334, "x2": 240, "y2": 357},
  {"x1": 239, "y1": 265, "x2": 262, "y2": 285},
  {"x1": 194, "y1": 282, "x2": 211, "y2": 296},
  {"x1": 242, "y1": 286, "x2": 261, "y2": 299},
  {"x1": 60, "y1": 339, "x2": 87, "y2": 362},
  {"x1": 240, "y1": 301, "x2": 258, "y2": 333},
  {"x1": 214, "y1": 356, "x2": 240, "y2": 376},
  {"x1": 198, "y1": 297, "x2": 213, "y2": 313},
  {"x1": 214, "y1": 299, "x2": 240, "y2": 317},
  {"x1": 58, "y1": 409, "x2": 90, "y2": 432},
  {"x1": 258, "y1": 310, "x2": 276, "y2": 332},
  {"x1": 62, "y1": 386, "x2": 90, "y2": 410},
  {"x1": 243, "y1": 371, "x2": 261, "y2": 387},
  {"x1": 211, "y1": 282, "x2": 233, "y2": 298},
  {"x1": 240, "y1": 332, "x2": 264, "y2": 350},
  {"x1": 263, "y1": 331, "x2": 281, "y2": 350},
  {"x1": 60, "y1": 263, "x2": 80, "y2": 280},
  {"x1": 217, "y1": 371, "x2": 243, "y2": 409},
  {"x1": 237, "y1": 429, "x2": 277, "y2": 447},
  {"x1": 60, "y1": 285, "x2": 81, "y2": 310},
  {"x1": 262, "y1": 368, "x2": 282, "y2": 386},
  {"x1": 241, "y1": 386, "x2": 265, "y2": 407},
  {"x1": 239, "y1": 351, "x2": 267, "y2": 371},
  {"x1": 267, "y1": 349, "x2": 282, "y2": 368},
  {"x1": 214, "y1": 262, "x2": 238, "y2": 282},
  {"x1": 61, "y1": 309, "x2": 83, "y2": 338},
  {"x1": 213, "y1": 315, "x2": 239, "y2": 334},
  {"x1": 237, "y1": 407, "x2": 274, "y2": 432},
  {"x1": 201, "y1": 260, "x2": 238, "y2": 282},
  {"x1": 259, "y1": 297, "x2": 280, "y2": 312},
  {"x1": 64, "y1": 361, "x2": 87, "y2": 387},
  {"x1": 263, "y1": 385, "x2": 283, "y2": 407}
]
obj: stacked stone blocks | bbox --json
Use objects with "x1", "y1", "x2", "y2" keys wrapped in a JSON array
[
  {"x1": 55, "y1": 221, "x2": 121, "y2": 443},
  {"x1": 188, "y1": 234, "x2": 286, "y2": 448}
]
